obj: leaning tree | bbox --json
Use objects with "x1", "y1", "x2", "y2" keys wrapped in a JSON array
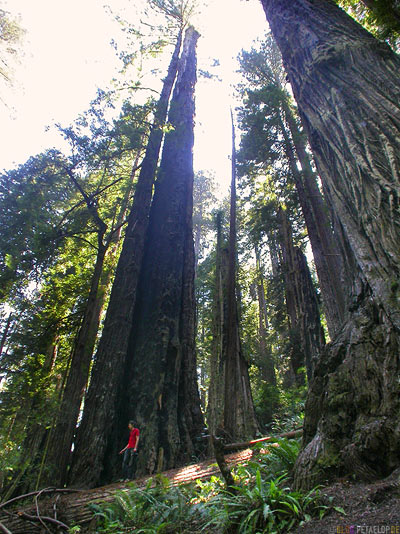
[{"x1": 260, "y1": 0, "x2": 400, "y2": 488}]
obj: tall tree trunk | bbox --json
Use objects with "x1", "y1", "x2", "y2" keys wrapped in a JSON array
[
  {"x1": 278, "y1": 208, "x2": 326, "y2": 381},
  {"x1": 260, "y1": 0, "x2": 400, "y2": 487},
  {"x1": 207, "y1": 212, "x2": 226, "y2": 439},
  {"x1": 359, "y1": 0, "x2": 400, "y2": 29},
  {"x1": 43, "y1": 150, "x2": 143, "y2": 488},
  {"x1": 69, "y1": 31, "x2": 183, "y2": 489},
  {"x1": 43, "y1": 239, "x2": 107, "y2": 487},
  {"x1": 280, "y1": 103, "x2": 346, "y2": 336},
  {"x1": 103, "y1": 27, "x2": 203, "y2": 479},
  {"x1": 255, "y1": 246, "x2": 276, "y2": 385},
  {"x1": 224, "y1": 115, "x2": 259, "y2": 441}
]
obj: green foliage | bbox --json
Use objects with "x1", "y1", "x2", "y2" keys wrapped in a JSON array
[
  {"x1": 203, "y1": 472, "x2": 328, "y2": 534},
  {"x1": 92, "y1": 476, "x2": 203, "y2": 533},
  {"x1": 0, "y1": 7, "x2": 25, "y2": 94},
  {"x1": 92, "y1": 440, "x2": 336, "y2": 534},
  {"x1": 337, "y1": 0, "x2": 400, "y2": 48}
]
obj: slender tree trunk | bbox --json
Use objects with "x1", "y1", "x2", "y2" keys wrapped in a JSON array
[
  {"x1": 280, "y1": 104, "x2": 346, "y2": 336},
  {"x1": 254, "y1": 246, "x2": 276, "y2": 385},
  {"x1": 103, "y1": 27, "x2": 202, "y2": 479},
  {"x1": 69, "y1": 31, "x2": 183, "y2": 489},
  {"x1": 224, "y1": 115, "x2": 258, "y2": 441},
  {"x1": 43, "y1": 147, "x2": 144, "y2": 488},
  {"x1": 278, "y1": 208, "x2": 326, "y2": 381},
  {"x1": 261, "y1": 0, "x2": 400, "y2": 487},
  {"x1": 207, "y1": 213, "x2": 226, "y2": 439},
  {"x1": 42, "y1": 239, "x2": 106, "y2": 487}
]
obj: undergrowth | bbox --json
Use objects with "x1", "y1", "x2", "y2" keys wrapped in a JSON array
[{"x1": 83, "y1": 438, "x2": 343, "y2": 534}]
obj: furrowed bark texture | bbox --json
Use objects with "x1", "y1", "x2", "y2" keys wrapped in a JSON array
[
  {"x1": 69, "y1": 32, "x2": 182, "y2": 488},
  {"x1": 109, "y1": 27, "x2": 203, "y2": 477},
  {"x1": 261, "y1": 0, "x2": 400, "y2": 487},
  {"x1": 224, "y1": 117, "x2": 259, "y2": 441}
]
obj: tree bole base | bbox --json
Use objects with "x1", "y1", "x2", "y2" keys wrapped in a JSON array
[{"x1": 294, "y1": 297, "x2": 400, "y2": 490}]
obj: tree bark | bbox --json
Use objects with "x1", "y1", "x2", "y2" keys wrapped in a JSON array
[
  {"x1": 280, "y1": 103, "x2": 346, "y2": 336},
  {"x1": 42, "y1": 155, "x2": 141, "y2": 488},
  {"x1": 107, "y1": 27, "x2": 203, "y2": 478},
  {"x1": 69, "y1": 31, "x2": 183, "y2": 489},
  {"x1": 255, "y1": 246, "x2": 276, "y2": 385},
  {"x1": 260, "y1": 0, "x2": 400, "y2": 487},
  {"x1": 223, "y1": 115, "x2": 259, "y2": 441},
  {"x1": 278, "y1": 208, "x2": 325, "y2": 382},
  {"x1": 207, "y1": 212, "x2": 227, "y2": 440}
]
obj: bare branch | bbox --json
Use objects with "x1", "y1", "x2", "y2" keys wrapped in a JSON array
[{"x1": 0, "y1": 488, "x2": 82, "y2": 510}]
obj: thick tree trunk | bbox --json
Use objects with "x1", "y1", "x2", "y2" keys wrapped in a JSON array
[
  {"x1": 261, "y1": 0, "x2": 400, "y2": 486},
  {"x1": 224, "y1": 116, "x2": 259, "y2": 441},
  {"x1": 177, "y1": 158, "x2": 206, "y2": 459},
  {"x1": 106, "y1": 27, "x2": 203, "y2": 478},
  {"x1": 68, "y1": 32, "x2": 183, "y2": 489}
]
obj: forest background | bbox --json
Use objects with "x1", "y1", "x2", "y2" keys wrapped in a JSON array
[{"x1": 0, "y1": 0, "x2": 400, "y2": 503}]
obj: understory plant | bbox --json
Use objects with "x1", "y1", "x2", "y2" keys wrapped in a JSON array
[{"x1": 91, "y1": 439, "x2": 337, "y2": 534}]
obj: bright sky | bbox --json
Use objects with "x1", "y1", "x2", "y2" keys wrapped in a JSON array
[{"x1": 0, "y1": 0, "x2": 268, "y2": 194}]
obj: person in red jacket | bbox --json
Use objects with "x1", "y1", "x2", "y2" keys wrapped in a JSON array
[{"x1": 119, "y1": 420, "x2": 140, "y2": 481}]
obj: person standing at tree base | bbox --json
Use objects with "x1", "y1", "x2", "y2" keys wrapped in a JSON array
[{"x1": 119, "y1": 421, "x2": 140, "y2": 481}]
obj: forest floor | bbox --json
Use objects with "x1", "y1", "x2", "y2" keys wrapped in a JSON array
[
  {"x1": 2, "y1": 449, "x2": 399, "y2": 533},
  {"x1": 290, "y1": 473, "x2": 400, "y2": 534}
]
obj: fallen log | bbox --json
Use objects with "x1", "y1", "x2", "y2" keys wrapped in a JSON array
[
  {"x1": 0, "y1": 429, "x2": 302, "y2": 533},
  {"x1": 223, "y1": 428, "x2": 303, "y2": 451}
]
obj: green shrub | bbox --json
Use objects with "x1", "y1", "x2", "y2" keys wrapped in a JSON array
[{"x1": 202, "y1": 470, "x2": 329, "y2": 534}]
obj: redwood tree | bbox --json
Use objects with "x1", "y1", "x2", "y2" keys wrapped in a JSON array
[
  {"x1": 278, "y1": 207, "x2": 325, "y2": 383},
  {"x1": 223, "y1": 117, "x2": 259, "y2": 441},
  {"x1": 69, "y1": 29, "x2": 183, "y2": 488},
  {"x1": 260, "y1": 0, "x2": 400, "y2": 487},
  {"x1": 110, "y1": 26, "x2": 204, "y2": 477}
]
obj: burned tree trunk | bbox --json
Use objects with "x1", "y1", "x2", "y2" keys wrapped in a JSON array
[
  {"x1": 261, "y1": 0, "x2": 400, "y2": 487},
  {"x1": 105, "y1": 27, "x2": 203, "y2": 478},
  {"x1": 223, "y1": 116, "x2": 259, "y2": 441},
  {"x1": 69, "y1": 31, "x2": 183, "y2": 489}
]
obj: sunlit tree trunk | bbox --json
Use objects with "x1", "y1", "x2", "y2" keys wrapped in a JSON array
[
  {"x1": 224, "y1": 116, "x2": 259, "y2": 441},
  {"x1": 278, "y1": 208, "x2": 325, "y2": 383},
  {"x1": 280, "y1": 103, "x2": 346, "y2": 336},
  {"x1": 261, "y1": 0, "x2": 400, "y2": 487}
]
